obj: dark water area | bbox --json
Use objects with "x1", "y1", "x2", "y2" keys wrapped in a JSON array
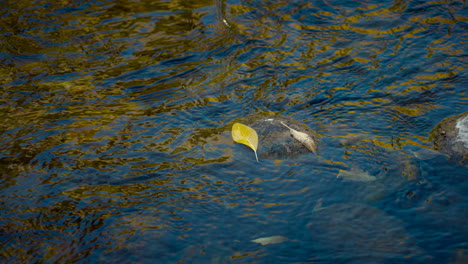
[{"x1": 1, "y1": 0, "x2": 467, "y2": 263}]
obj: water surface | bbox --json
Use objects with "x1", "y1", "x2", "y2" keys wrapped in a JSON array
[{"x1": 1, "y1": 0, "x2": 467, "y2": 263}]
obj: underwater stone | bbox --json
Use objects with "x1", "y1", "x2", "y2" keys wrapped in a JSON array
[{"x1": 431, "y1": 112, "x2": 468, "y2": 165}]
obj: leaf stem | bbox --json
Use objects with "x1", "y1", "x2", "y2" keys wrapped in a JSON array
[{"x1": 280, "y1": 121, "x2": 292, "y2": 130}]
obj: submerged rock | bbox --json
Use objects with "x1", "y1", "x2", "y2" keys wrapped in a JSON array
[
  {"x1": 235, "y1": 115, "x2": 318, "y2": 159},
  {"x1": 430, "y1": 112, "x2": 468, "y2": 165},
  {"x1": 308, "y1": 203, "x2": 428, "y2": 262}
]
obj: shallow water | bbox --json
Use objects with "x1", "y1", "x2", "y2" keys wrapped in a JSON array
[{"x1": 1, "y1": 0, "x2": 467, "y2": 263}]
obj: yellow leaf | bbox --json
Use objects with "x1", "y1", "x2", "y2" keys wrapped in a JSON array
[
  {"x1": 232, "y1": 123, "x2": 259, "y2": 162},
  {"x1": 280, "y1": 122, "x2": 317, "y2": 153}
]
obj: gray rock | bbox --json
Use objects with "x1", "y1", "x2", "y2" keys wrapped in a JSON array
[
  {"x1": 430, "y1": 112, "x2": 468, "y2": 165},
  {"x1": 235, "y1": 115, "x2": 318, "y2": 159}
]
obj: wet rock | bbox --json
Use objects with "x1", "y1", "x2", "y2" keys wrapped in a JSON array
[
  {"x1": 430, "y1": 112, "x2": 468, "y2": 165},
  {"x1": 235, "y1": 115, "x2": 318, "y2": 159},
  {"x1": 308, "y1": 203, "x2": 428, "y2": 263}
]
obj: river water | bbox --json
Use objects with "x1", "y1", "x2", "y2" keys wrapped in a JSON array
[{"x1": 1, "y1": 0, "x2": 467, "y2": 263}]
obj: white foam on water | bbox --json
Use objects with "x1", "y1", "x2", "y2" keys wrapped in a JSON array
[{"x1": 455, "y1": 115, "x2": 468, "y2": 148}]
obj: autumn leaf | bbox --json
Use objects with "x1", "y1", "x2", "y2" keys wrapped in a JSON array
[
  {"x1": 337, "y1": 167, "x2": 377, "y2": 182},
  {"x1": 251, "y1": 236, "x2": 288, "y2": 245},
  {"x1": 232, "y1": 123, "x2": 259, "y2": 162},
  {"x1": 280, "y1": 121, "x2": 317, "y2": 153}
]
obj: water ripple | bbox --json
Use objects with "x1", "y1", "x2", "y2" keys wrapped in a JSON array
[{"x1": 0, "y1": 0, "x2": 467, "y2": 263}]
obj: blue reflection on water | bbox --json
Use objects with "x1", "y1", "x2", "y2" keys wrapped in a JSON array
[{"x1": 0, "y1": 0, "x2": 467, "y2": 263}]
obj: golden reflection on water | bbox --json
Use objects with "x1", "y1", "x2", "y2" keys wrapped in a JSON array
[{"x1": 0, "y1": 0, "x2": 467, "y2": 262}]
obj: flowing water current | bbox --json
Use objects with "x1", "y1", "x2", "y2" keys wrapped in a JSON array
[{"x1": 1, "y1": 0, "x2": 467, "y2": 263}]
